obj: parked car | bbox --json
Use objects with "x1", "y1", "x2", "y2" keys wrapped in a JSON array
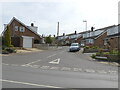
[{"x1": 69, "y1": 43, "x2": 80, "y2": 52}]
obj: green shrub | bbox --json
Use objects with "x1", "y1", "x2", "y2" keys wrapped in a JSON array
[
  {"x1": 118, "y1": 52, "x2": 120, "y2": 56},
  {"x1": 91, "y1": 46, "x2": 99, "y2": 49},
  {"x1": 4, "y1": 25, "x2": 11, "y2": 47},
  {"x1": 96, "y1": 52, "x2": 101, "y2": 56},
  {"x1": 2, "y1": 45, "x2": 7, "y2": 50},
  {"x1": 2, "y1": 50, "x2": 9, "y2": 54},
  {"x1": 9, "y1": 45, "x2": 14, "y2": 47},
  {"x1": 5, "y1": 48, "x2": 16, "y2": 53},
  {"x1": 91, "y1": 54, "x2": 96, "y2": 58},
  {"x1": 85, "y1": 46, "x2": 90, "y2": 49},
  {"x1": 109, "y1": 50, "x2": 118, "y2": 55}
]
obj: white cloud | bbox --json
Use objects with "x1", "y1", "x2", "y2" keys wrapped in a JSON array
[{"x1": 0, "y1": 0, "x2": 119, "y2": 36}]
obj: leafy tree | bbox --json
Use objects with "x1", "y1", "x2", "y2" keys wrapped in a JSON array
[
  {"x1": 4, "y1": 25, "x2": 11, "y2": 47},
  {"x1": 45, "y1": 35, "x2": 52, "y2": 44}
]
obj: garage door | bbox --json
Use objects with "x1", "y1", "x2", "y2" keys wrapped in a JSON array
[{"x1": 22, "y1": 36, "x2": 34, "y2": 48}]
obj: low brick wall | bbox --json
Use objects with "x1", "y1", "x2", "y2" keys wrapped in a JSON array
[
  {"x1": 107, "y1": 54, "x2": 119, "y2": 62},
  {"x1": 83, "y1": 48, "x2": 99, "y2": 53},
  {"x1": 34, "y1": 44, "x2": 49, "y2": 50},
  {"x1": 34, "y1": 44, "x2": 57, "y2": 50},
  {"x1": 83, "y1": 48, "x2": 109, "y2": 53},
  {"x1": 95, "y1": 54, "x2": 119, "y2": 63}
]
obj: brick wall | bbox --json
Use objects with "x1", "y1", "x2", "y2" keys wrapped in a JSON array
[
  {"x1": 109, "y1": 37, "x2": 118, "y2": 50},
  {"x1": 9, "y1": 19, "x2": 41, "y2": 43},
  {"x1": 94, "y1": 32, "x2": 107, "y2": 48}
]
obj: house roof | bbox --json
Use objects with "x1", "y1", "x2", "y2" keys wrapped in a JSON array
[
  {"x1": 107, "y1": 32, "x2": 120, "y2": 38},
  {"x1": 94, "y1": 29, "x2": 107, "y2": 39},
  {"x1": 2, "y1": 17, "x2": 41, "y2": 38},
  {"x1": 94, "y1": 25, "x2": 116, "y2": 31},
  {"x1": 56, "y1": 25, "x2": 118, "y2": 39}
]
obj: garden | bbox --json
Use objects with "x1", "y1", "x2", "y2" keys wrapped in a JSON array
[
  {"x1": 2, "y1": 25, "x2": 16, "y2": 54},
  {"x1": 83, "y1": 46, "x2": 120, "y2": 63}
]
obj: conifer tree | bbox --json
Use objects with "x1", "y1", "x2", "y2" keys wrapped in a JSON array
[{"x1": 4, "y1": 25, "x2": 11, "y2": 47}]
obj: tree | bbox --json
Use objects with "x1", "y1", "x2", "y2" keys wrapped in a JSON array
[
  {"x1": 4, "y1": 25, "x2": 11, "y2": 47},
  {"x1": 45, "y1": 35, "x2": 52, "y2": 44}
]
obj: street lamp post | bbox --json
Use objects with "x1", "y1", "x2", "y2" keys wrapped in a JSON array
[
  {"x1": 83, "y1": 20, "x2": 88, "y2": 46},
  {"x1": 83, "y1": 20, "x2": 87, "y2": 31}
]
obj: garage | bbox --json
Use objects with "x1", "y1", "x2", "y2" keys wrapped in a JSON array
[{"x1": 22, "y1": 36, "x2": 34, "y2": 48}]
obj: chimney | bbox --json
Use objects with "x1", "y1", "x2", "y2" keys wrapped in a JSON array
[
  {"x1": 63, "y1": 33, "x2": 65, "y2": 36},
  {"x1": 91, "y1": 27, "x2": 95, "y2": 31},
  {"x1": 31, "y1": 23, "x2": 34, "y2": 27},
  {"x1": 4, "y1": 24, "x2": 7, "y2": 28},
  {"x1": 75, "y1": 31, "x2": 77, "y2": 34}
]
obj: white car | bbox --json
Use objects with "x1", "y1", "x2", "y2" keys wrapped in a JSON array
[{"x1": 69, "y1": 43, "x2": 80, "y2": 52}]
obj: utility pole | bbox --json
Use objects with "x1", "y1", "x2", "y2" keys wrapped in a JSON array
[
  {"x1": 57, "y1": 22, "x2": 59, "y2": 37},
  {"x1": 57, "y1": 22, "x2": 59, "y2": 47}
]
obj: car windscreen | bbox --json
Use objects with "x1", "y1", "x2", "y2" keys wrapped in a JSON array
[{"x1": 71, "y1": 43, "x2": 78, "y2": 46}]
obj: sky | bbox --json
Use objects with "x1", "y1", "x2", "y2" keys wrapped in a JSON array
[{"x1": 0, "y1": 0, "x2": 119, "y2": 36}]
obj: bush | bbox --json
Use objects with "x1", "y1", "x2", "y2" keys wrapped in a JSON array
[
  {"x1": 91, "y1": 54, "x2": 96, "y2": 58},
  {"x1": 96, "y1": 52, "x2": 101, "y2": 56},
  {"x1": 5, "y1": 48, "x2": 16, "y2": 53},
  {"x1": 9, "y1": 45, "x2": 14, "y2": 47},
  {"x1": 2, "y1": 45, "x2": 7, "y2": 50},
  {"x1": 2, "y1": 50, "x2": 9, "y2": 54},
  {"x1": 85, "y1": 46, "x2": 90, "y2": 49},
  {"x1": 91, "y1": 46, "x2": 99, "y2": 49},
  {"x1": 109, "y1": 50, "x2": 118, "y2": 55}
]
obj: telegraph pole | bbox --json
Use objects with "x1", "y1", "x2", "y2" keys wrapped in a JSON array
[
  {"x1": 57, "y1": 22, "x2": 59, "y2": 47},
  {"x1": 57, "y1": 22, "x2": 59, "y2": 37}
]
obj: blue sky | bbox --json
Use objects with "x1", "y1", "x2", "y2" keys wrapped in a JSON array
[{"x1": 0, "y1": 0, "x2": 119, "y2": 36}]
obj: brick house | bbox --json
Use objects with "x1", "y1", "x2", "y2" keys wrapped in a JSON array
[
  {"x1": 94, "y1": 30, "x2": 107, "y2": 48},
  {"x1": 81, "y1": 25, "x2": 116, "y2": 47},
  {"x1": 2, "y1": 17, "x2": 42, "y2": 48},
  {"x1": 104, "y1": 25, "x2": 119, "y2": 50},
  {"x1": 57, "y1": 31, "x2": 79, "y2": 45}
]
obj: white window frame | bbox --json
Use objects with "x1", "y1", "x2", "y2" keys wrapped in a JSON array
[
  {"x1": 15, "y1": 26, "x2": 19, "y2": 31},
  {"x1": 19, "y1": 26, "x2": 25, "y2": 32}
]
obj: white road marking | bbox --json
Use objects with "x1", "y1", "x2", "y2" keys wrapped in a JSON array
[
  {"x1": 21, "y1": 64, "x2": 30, "y2": 67},
  {"x1": 29, "y1": 65, "x2": 40, "y2": 68},
  {"x1": 46, "y1": 51, "x2": 64, "y2": 58},
  {"x1": 61, "y1": 67, "x2": 71, "y2": 71},
  {"x1": 85, "y1": 69, "x2": 95, "y2": 73},
  {"x1": 108, "y1": 70, "x2": 118, "y2": 74},
  {"x1": 97, "y1": 70, "x2": 107, "y2": 74},
  {"x1": 40, "y1": 66, "x2": 50, "y2": 69},
  {"x1": 49, "y1": 58, "x2": 60, "y2": 64},
  {"x1": 47, "y1": 54, "x2": 56, "y2": 58},
  {"x1": 22, "y1": 60, "x2": 41, "y2": 66},
  {"x1": 73, "y1": 68, "x2": 82, "y2": 72},
  {"x1": 50, "y1": 67, "x2": 59, "y2": 70},
  {"x1": 1, "y1": 79, "x2": 62, "y2": 88}
]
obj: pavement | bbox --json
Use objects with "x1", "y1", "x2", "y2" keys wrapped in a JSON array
[
  {"x1": 2, "y1": 46, "x2": 118, "y2": 88},
  {"x1": 0, "y1": 48, "x2": 44, "y2": 56},
  {"x1": 16, "y1": 48, "x2": 44, "y2": 53}
]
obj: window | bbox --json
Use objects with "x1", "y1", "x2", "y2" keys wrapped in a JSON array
[
  {"x1": 86, "y1": 39, "x2": 94, "y2": 44},
  {"x1": 14, "y1": 26, "x2": 18, "y2": 31},
  {"x1": 19, "y1": 26, "x2": 25, "y2": 32}
]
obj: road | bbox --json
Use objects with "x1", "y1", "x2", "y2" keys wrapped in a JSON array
[{"x1": 2, "y1": 47, "x2": 118, "y2": 88}]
